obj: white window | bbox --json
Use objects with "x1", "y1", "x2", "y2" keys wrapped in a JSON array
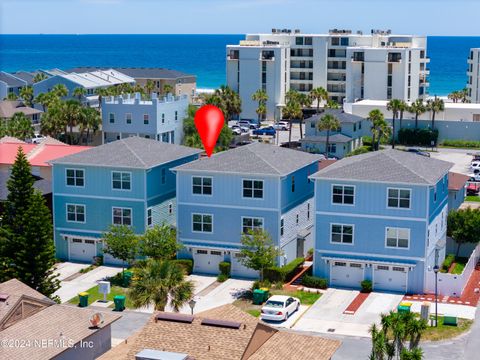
[
  {"x1": 192, "y1": 213, "x2": 212, "y2": 233},
  {"x1": 126, "y1": 113, "x2": 132, "y2": 124},
  {"x1": 192, "y1": 176, "x2": 212, "y2": 195},
  {"x1": 66, "y1": 204, "x2": 85, "y2": 223},
  {"x1": 66, "y1": 168, "x2": 84, "y2": 187},
  {"x1": 243, "y1": 179, "x2": 263, "y2": 199},
  {"x1": 113, "y1": 207, "x2": 132, "y2": 226},
  {"x1": 147, "y1": 208, "x2": 152, "y2": 227},
  {"x1": 143, "y1": 114, "x2": 149, "y2": 125},
  {"x1": 161, "y1": 168, "x2": 166, "y2": 184},
  {"x1": 112, "y1": 171, "x2": 131, "y2": 190},
  {"x1": 332, "y1": 185, "x2": 355, "y2": 205},
  {"x1": 386, "y1": 227, "x2": 410, "y2": 249},
  {"x1": 387, "y1": 188, "x2": 411, "y2": 209},
  {"x1": 330, "y1": 224, "x2": 354, "y2": 244},
  {"x1": 242, "y1": 217, "x2": 263, "y2": 234}
]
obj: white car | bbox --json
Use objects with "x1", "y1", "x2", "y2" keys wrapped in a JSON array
[
  {"x1": 260, "y1": 295, "x2": 300, "y2": 322},
  {"x1": 471, "y1": 161, "x2": 480, "y2": 172},
  {"x1": 273, "y1": 121, "x2": 290, "y2": 131},
  {"x1": 30, "y1": 134, "x2": 46, "y2": 144},
  {"x1": 230, "y1": 126, "x2": 241, "y2": 135}
]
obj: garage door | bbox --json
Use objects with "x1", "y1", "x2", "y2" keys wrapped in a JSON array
[
  {"x1": 193, "y1": 249, "x2": 223, "y2": 275},
  {"x1": 69, "y1": 238, "x2": 97, "y2": 263},
  {"x1": 373, "y1": 265, "x2": 408, "y2": 293},
  {"x1": 330, "y1": 261, "x2": 364, "y2": 289},
  {"x1": 231, "y1": 253, "x2": 259, "y2": 279}
]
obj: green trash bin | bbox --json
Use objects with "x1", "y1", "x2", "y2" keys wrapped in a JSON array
[
  {"x1": 259, "y1": 288, "x2": 270, "y2": 302},
  {"x1": 114, "y1": 295, "x2": 126, "y2": 311},
  {"x1": 397, "y1": 305, "x2": 411, "y2": 314},
  {"x1": 78, "y1": 292, "x2": 89, "y2": 308},
  {"x1": 123, "y1": 271, "x2": 133, "y2": 287},
  {"x1": 253, "y1": 289, "x2": 265, "y2": 305}
]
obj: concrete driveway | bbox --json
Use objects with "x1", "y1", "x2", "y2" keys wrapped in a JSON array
[
  {"x1": 293, "y1": 288, "x2": 403, "y2": 337},
  {"x1": 262, "y1": 305, "x2": 309, "y2": 329}
]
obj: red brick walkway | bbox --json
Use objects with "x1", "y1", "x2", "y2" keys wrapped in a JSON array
[
  {"x1": 343, "y1": 292, "x2": 370, "y2": 315},
  {"x1": 403, "y1": 262, "x2": 480, "y2": 307}
]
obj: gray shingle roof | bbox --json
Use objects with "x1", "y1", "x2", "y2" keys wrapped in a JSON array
[
  {"x1": 0, "y1": 172, "x2": 52, "y2": 200},
  {"x1": 0, "y1": 72, "x2": 26, "y2": 87},
  {"x1": 11, "y1": 71, "x2": 37, "y2": 85},
  {"x1": 306, "y1": 109, "x2": 363, "y2": 124},
  {"x1": 173, "y1": 142, "x2": 323, "y2": 176},
  {"x1": 300, "y1": 134, "x2": 352, "y2": 144},
  {"x1": 50, "y1": 137, "x2": 202, "y2": 169},
  {"x1": 67, "y1": 67, "x2": 195, "y2": 80},
  {"x1": 310, "y1": 149, "x2": 453, "y2": 185}
]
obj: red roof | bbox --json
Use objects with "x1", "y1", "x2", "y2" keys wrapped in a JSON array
[
  {"x1": 448, "y1": 172, "x2": 470, "y2": 191},
  {"x1": 0, "y1": 143, "x2": 91, "y2": 167},
  {"x1": 319, "y1": 159, "x2": 337, "y2": 170}
]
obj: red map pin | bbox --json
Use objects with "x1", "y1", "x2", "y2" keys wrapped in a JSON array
[{"x1": 194, "y1": 105, "x2": 224, "y2": 157}]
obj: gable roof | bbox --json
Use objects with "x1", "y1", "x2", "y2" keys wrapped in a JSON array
[
  {"x1": 173, "y1": 142, "x2": 323, "y2": 176},
  {"x1": 306, "y1": 109, "x2": 364, "y2": 124},
  {"x1": 448, "y1": 172, "x2": 470, "y2": 191},
  {"x1": 310, "y1": 149, "x2": 453, "y2": 185},
  {"x1": 300, "y1": 133, "x2": 352, "y2": 144},
  {"x1": 68, "y1": 67, "x2": 195, "y2": 80},
  {"x1": 0, "y1": 100, "x2": 43, "y2": 118},
  {"x1": 0, "y1": 171, "x2": 51, "y2": 200},
  {"x1": 51, "y1": 136, "x2": 202, "y2": 169},
  {"x1": 0, "y1": 71, "x2": 27, "y2": 87}
]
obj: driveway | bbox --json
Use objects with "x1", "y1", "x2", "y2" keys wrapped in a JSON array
[
  {"x1": 53, "y1": 263, "x2": 122, "y2": 303},
  {"x1": 293, "y1": 288, "x2": 403, "y2": 337},
  {"x1": 54, "y1": 262, "x2": 90, "y2": 281},
  {"x1": 262, "y1": 305, "x2": 309, "y2": 329}
]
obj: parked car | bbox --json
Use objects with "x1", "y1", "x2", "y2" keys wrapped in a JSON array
[
  {"x1": 238, "y1": 120, "x2": 258, "y2": 130},
  {"x1": 466, "y1": 182, "x2": 480, "y2": 196},
  {"x1": 273, "y1": 121, "x2": 290, "y2": 131},
  {"x1": 468, "y1": 173, "x2": 480, "y2": 182},
  {"x1": 260, "y1": 295, "x2": 300, "y2": 322},
  {"x1": 407, "y1": 148, "x2": 430, "y2": 157},
  {"x1": 253, "y1": 126, "x2": 276, "y2": 136},
  {"x1": 29, "y1": 134, "x2": 46, "y2": 144},
  {"x1": 230, "y1": 126, "x2": 241, "y2": 135},
  {"x1": 470, "y1": 161, "x2": 480, "y2": 172}
]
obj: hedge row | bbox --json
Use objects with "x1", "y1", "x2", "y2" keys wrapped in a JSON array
[
  {"x1": 301, "y1": 275, "x2": 327, "y2": 289},
  {"x1": 173, "y1": 259, "x2": 193, "y2": 275},
  {"x1": 441, "y1": 139, "x2": 480, "y2": 149},
  {"x1": 263, "y1": 257, "x2": 305, "y2": 283},
  {"x1": 397, "y1": 128, "x2": 439, "y2": 146}
]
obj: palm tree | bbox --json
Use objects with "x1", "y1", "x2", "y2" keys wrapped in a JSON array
[
  {"x1": 426, "y1": 96, "x2": 444, "y2": 130},
  {"x1": 448, "y1": 90, "x2": 461, "y2": 103},
  {"x1": 144, "y1": 80, "x2": 155, "y2": 96},
  {"x1": 297, "y1": 92, "x2": 312, "y2": 139},
  {"x1": 408, "y1": 99, "x2": 426, "y2": 129},
  {"x1": 129, "y1": 259, "x2": 194, "y2": 312},
  {"x1": 283, "y1": 90, "x2": 302, "y2": 145},
  {"x1": 460, "y1": 88, "x2": 469, "y2": 103},
  {"x1": 318, "y1": 113, "x2": 340, "y2": 157},
  {"x1": 19, "y1": 86, "x2": 34, "y2": 107},
  {"x1": 51, "y1": 84, "x2": 68, "y2": 98},
  {"x1": 6, "y1": 112, "x2": 34, "y2": 140},
  {"x1": 310, "y1": 87, "x2": 329, "y2": 113},
  {"x1": 5, "y1": 92, "x2": 18, "y2": 101},
  {"x1": 79, "y1": 107, "x2": 101, "y2": 144},
  {"x1": 163, "y1": 84, "x2": 173, "y2": 96},
  {"x1": 73, "y1": 87, "x2": 86, "y2": 102},
  {"x1": 387, "y1": 99, "x2": 402, "y2": 149},
  {"x1": 94, "y1": 87, "x2": 109, "y2": 113},
  {"x1": 40, "y1": 103, "x2": 66, "y2": 139},
  {"x1": 33, "y1": 72, "x2": 48, "y2": 83},
  {"x1": 133, "y1": 84, "x2": 144, "y2": 94},
  {"x1": 251, "y1": 89, "x2": 268, "y2": 122},
  {"x1": 63, "y1": 100, "x2": 83, "y2": 144},
  {"x1": 398, "y1": 100, "x2": 407, "y2": 130},
  {"x1": 368, "y1": 109, "x2": 390, "y2": 151},
  {"x1": 214, "y1": 85, "x2": 242, "y2": 122}
]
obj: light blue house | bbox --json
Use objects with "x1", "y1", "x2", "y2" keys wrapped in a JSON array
[
  {"x1": 173, "y1": 142, "x2": 322, "y2": 278},
  {"x1": 300, "y1": 109, "x2": 370, "y2": 158},
  {"x1": 311, "y1": 150, "x2": 453, "y2": 294},
  {"x1": 0, "y1": 71, "x2": 27, "y2": 100},
  {"x1": 101, "y1": 93, "x2": 188, "y2": 145},
  {"x1": 50, "y1": 136, "x2": 201, "y2": 264},
  {"x1": 447, "y1": 172, "x2": 469, "y2": 212}
]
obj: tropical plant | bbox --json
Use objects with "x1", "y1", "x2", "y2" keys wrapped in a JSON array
[
  {"x1": 33, "y1": 72, "x2": 48, "y2": 83},
  {"x1": 460, "y1": 88, "x2": 469, "y2": 103},
  {"x1": 368, "y1": 109, "x2": 390, "y2": 151},
  {"x1": 239, "y1": 229, "x2": 283, "y2": 281},
  {"x1": 206, "y1": 85, "x2": 242, "y2": 122},
  {"x1": 144, "y1": 79, "x2": 155, "y2": 96},
  {"x1": 310, "y1": 87, "x2": 329, "y2": 113},
  {"x1": 102, "y1": 225, "x2": 139, "y2": 275},
  {"x1": 0, "y1": 112, "x2": 34, "y2": 140},
  {"x1": 163, "y1": 84, "x2": 173, "y2": 96},
  {"x1": 40, "y1": 102, "x2": 66, "y2": 139},
  {"x1": 387, "y1": 99, "x2": 403, "y2": 149},
  {"x1": 51, "y1": 84, "x2": 68, "y2": 98},
  {"x1": 129, "y1": 259, "x2": 194, "y2": 312},
  {"x1": 94, "y1": 87, "x2": 109, "y2": 112},
  {"x1": 139, "y1": 224, "x2": 180, "y2": 260},
  {"x1": 317, "y1": 113, "x2": 340, "y2": 157},
  {"x1": 251, "y1": 89, "x2": 268, "y2": 122},
  {"x1": 297, "y1": 92, "x2": 312, "y2": 139},
  {"x1": 448, "y1": 90, "x2": 461, "y2": 103},
  {"x1": 79, "y1": 106, "x2": 101, "y2": 144},
  {"x1": 63, "y1": 99, "x2": 83, "y2": 144},
  {"x1": 426, "y1": 96, "x2": 444, "y2": 130},
  {"x1": 398, "y1": 100, "x2": 407, "y2": 130},
  {"x1": 408, "y1": 99, "x2": 426, "y2": 129},
  {"x1": 73, "y1": 87, "x2": 86, "y2": 101},
  {"x1": 283, "y1": 90, "x2": 302, "y2": 144},
  {"x1": 19, "y1": 86, "x2": 34, "y2": 107},
  {"x1": 5, "y1": 92, "x2": 18, "y2": 100},
  {"x1": 447, "y1": 208, "x2": 480, "y2": 257}
]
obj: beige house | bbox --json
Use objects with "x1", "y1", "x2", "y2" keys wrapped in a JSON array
[{"x1": 0, "y1": 100, "x2": 43, "y2": 131}]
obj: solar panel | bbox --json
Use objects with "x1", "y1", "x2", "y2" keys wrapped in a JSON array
[
  {"x1": 201, "y1": 318, "x2": 241, "y2": 329},
  {"x1": 0, "y1": 293, "x2": 9, "y2": 301},
  {"x1": 155, "y1": 313, "x2": 194, "y2": 324}
]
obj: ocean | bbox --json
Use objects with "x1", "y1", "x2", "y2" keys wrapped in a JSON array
[{"x1": 1, "y1": 34, "x2": 479, "y2": 95}]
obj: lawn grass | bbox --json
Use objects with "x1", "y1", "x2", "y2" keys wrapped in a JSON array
[
  {"x1": 451, "y1": 262, "x2": 466, "y2": 275},
  {"x1": 422, "y1": 317, "x2": 473, "y2": 341},
  {"x1": 247, "y1": 309, "x2": 261, "y2": 318},
  {"x1": 68, "y1": 284, "x2": 134, "y2": 309},
  {"x1": 270, "y1": 289, "x2": 322, "y2": 305},
  {"x1": 465, "y1": 195, "x2": 480, "y2": 202}
]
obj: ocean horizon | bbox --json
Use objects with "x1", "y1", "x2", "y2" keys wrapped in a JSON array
[{"x1": 1, "y1": 34, "x2": 479, "y2": 95}]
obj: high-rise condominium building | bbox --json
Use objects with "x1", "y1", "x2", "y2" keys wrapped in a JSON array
[
  {"x1": 227, "y1": 29, "x2": 430, "y2": 120},
  {"x1": 467, "y1": 48, "x2": 480, "y2": 103}
]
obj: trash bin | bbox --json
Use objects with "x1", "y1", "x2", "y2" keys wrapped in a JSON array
[
  {"x1": 114, "y1": 295, "x2": 126, "y2": 311},
  {"x1": 259, "y1": 288, "x2": 270, "y2": 302},
  {"x1": 253, "y1": 289, "x2": 265, "y2": 305},
  {"x1": 397, "y1": 305, "x2": 411, "y2": 314},
  {"x1": 78, "y1": 292, "x2": 89, "y2": 308},
  {"x1": 123, "y1": 271, "x2": 133, "y2": 287}
]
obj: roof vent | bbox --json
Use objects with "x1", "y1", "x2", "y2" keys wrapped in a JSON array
[
  {"x1": 201, "y1": 318, "x2": 241, "y2": 329},
  {"x1": 155, "y1": 313, "x2": 194, "y2": 324},
  {"x1": 0, "y1": 293, "x2": 9, "y2": 301}
]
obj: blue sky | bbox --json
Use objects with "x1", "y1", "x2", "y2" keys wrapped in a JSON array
[{"x1": 1, "y1": 0, "x2": 479, "y2": 35}]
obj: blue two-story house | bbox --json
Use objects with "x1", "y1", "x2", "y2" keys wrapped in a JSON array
[
  {"x1": 172, "y1": 142, "x2": 322, "y2": 278},
  {"x1": 50, "y1": 136, "x2": 201, "y2": 264},
  {"x1": 300, "y1": 109, "x2": 370, "y2": 158},
  {"x1": 311, "y1": 149, "x2": 453, "y2": 294}
]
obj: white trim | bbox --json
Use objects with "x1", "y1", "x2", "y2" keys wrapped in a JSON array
[
  {"x1": 178, "y1": 201, "x2": 279, "y2": 212},
  {"x1": 331, "y1": 183, "x2": 356, "y2": 206},
  {"x1": 323, "y1": 256, "x2": 416, "y2": 268},
  {"x1": 56, "y1": 227, "x2": 103, "y2": 234},
  {"x1": 385, "y1": 227, "x2": 411, "y2": 250},
  {"x1": 146, "y1": 207, "x2": 153, "y2": 228},
  {"x1": 330, "y1": 223, "x2": 355, "y2": 245},
  {"x1": 111, "y1": 170, "x2": 132, "y2": 191},
  {"x1": 317, "y1": 249, "x2": 425, "y2": 261},
  {"x1": 61, "y1": 234, "x2": 100, "y2": 241},
  {"x1": 65, "y1": 203, "x2": 86, "y2": 224},
  {"x1": 191, "y1": 175, "x2": 213, "y2": 196},
  {"x1": 386, "y1": 187, "x2": 412, "y2": 210},
  {"x1": 180, "y1": 238, "x2": 241, "y2": 247},
  {"x1": 191, "y1": 213, "x2": 213, "y2": 234},
  {"x1": 54, "y1": 193, "x2": 145, "y2": 202},
  {"x1": 108, "y1": 112, "x2": 115, "y2": 123},
  {"x1": 241, "y1": 178, "x2": 264, "y2": 200},
  {"x1": 65, "y1": 168, "x2": 85, "y2": 188},
  {"x1": 112, "y1": 206, "x2": 133, "y2": 226},
  {"x1": 316, "y1": 210, "x2": 426, "y2": 222},
  {"x1": 372, "y1": 262, "x2": 410, "y2": 292},
  {"x1": 241, "y1": 216, "x2": 264, "y2": 235}
]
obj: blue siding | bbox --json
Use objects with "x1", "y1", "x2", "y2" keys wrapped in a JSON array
[
  {"x1": 448, "y1": 188, "x2": 465, "y2": 212},
  {"x1": 429, "y1": 174, "x2": 449, "y2": 221},
  {"x1": 280, "y1": 162, "x2": 317, "y2": 213}
]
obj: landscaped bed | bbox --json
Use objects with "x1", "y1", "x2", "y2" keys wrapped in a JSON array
[
  {"x1": 422, "y1": 316, "x2": 473, "y2": 341},
  {"x1": 68, "y1": 283, "x2": 134, "y2": 309},
  {"x1": 440, "y1": 254, "x2": 469, "y2": 275}
]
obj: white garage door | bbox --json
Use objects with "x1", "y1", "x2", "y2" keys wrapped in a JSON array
[
  {"x1": 330, "y1": 261, "x2": 364, "y2": 289},
  {"x1": 231, "y1": 253, "x2": 259, "y2": 279},
  {"x1": 69, "y1": 238, "x2": 97, "y2": 263},
  {"x1": 373, "y1": 265, "x2": 408, "y2": 293},
  {"x1": 193, "y1": 249, "x2": 223, "y2": 275}
]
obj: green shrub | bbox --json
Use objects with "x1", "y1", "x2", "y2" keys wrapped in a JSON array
[
  {"x1": 173, "y1": 259, "x2": 193, "y2": 275},
  {"x1": 263, "y1": 257, "x2": 305, "y2": 283},
  {"x1": 361, "y1": 280, "x2": 373, "y2": 293},
  {"x1": 252, "y1": 280, "x2": 271, "y2": 291},
  {"x1": 219, "y1": 261, "x2": 231, "y2": 277},
  {"x1": 441, "y1": 139, "x2": 480, "y2": 149},
  {"x1": 397, "y1": 128, "x2": 439, "y2": 146},
  {"x1": 263, "y1": 267, "x2": 284, "y2": 282},
  {"x1": 307, "y1": 248, "x2": 314, "y2": 257},
  {"x1": 301, "y1": 275, "x2": 328, "y2": 289},
  {"x1": 217, "y1": 273, "x2": 229, "y2": 282},
  {"x1": 362, "y1": 136, "x2": 373, "y2": 147},
  {"x1": 442, "y1": 254, "x2": 455, "y2": 272},
  {"x1": 346, "y1": 145, "x2": 371, "y2": 157}
]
